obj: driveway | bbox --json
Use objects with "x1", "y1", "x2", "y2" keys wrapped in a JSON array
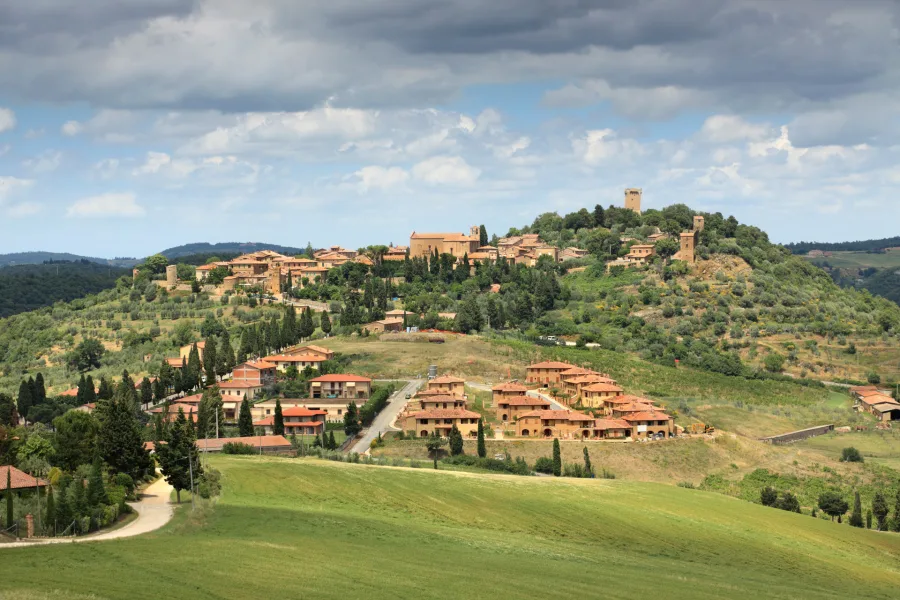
[
  {"x1": 0, "y1": 476, "x2": 174, "y2": 548},
  {"x1": 349, "y1": 379, "x2": 422, "y2": 454}
]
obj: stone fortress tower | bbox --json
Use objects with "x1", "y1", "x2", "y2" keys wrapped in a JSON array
[
  {"x1": 624, "y1": 188, "x2": 642, "y2": 214},
  {"x1": 165, "y1": 264, "x2": 178, "y2": 288},
  {"x1": 693, "y1": 215, "x2": 705, "y2": 232}
]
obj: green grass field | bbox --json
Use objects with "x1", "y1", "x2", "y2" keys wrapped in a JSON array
[
  {"x1": 3, "y1": 456, "x2": 900, "y2": 599},
  {"x1": 806, "y1": 251, "x2": 900, "y2": 270}
]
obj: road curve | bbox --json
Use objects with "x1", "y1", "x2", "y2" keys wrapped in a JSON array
[
  {"x1": 0, "y1": 476, "x2": 175, "y2": 548},
  {"x1": 349, "y1": 379, "x2": 423, "y2": 454}
]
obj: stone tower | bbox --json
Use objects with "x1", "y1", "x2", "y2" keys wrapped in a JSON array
[
  {"x1": 624, "y1": 188, "x2": 642, "y2": 214},
  {"x1": 165, "y1": 264, "x2": 178, "y2": 288},
  {"x1": 267, "y1": 270, "x2": 282, "y2": 295},
  {"x1": 693, "y1": 215, "x2": 705, "y2": 232},
  {"x1": 679, "y1": 231, "x2": 697, "y2": 264},
  {"x1": 470, "y1": 225, "x2": 481, "y2": 240}
]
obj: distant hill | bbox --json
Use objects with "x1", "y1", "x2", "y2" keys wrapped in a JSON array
[
  {"x1": 0, "y1": 261, "x2": 130, "y2": 318},
  {"x1": 785, "y1": 236, "x2": 900, "y2": 255},
  {"x1": 0, "y1": 251, "x2": 138, "y2": 268},
  {"x1": 159, "y1": 242, "x2": 307, "y2": 259}
]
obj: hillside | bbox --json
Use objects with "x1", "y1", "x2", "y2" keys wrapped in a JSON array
[
  {"x1": 0, "y1": 261, "x2": 130, "y2": 318},
  {"x1": 160, "y1": 241, "x2": 306, "y2": 259},
  {"x1": 0, "y1": 251, "x2": 137, "y2": 268},
  {"x1": 786, "y1": 235, "x2": 900, "y2": 255},
  {"x1": 3, "y1": 457, "x2": 900, "y2": 600},
  {"x1": 801, "y1": 250, "x2": 900, "y2": 306}
]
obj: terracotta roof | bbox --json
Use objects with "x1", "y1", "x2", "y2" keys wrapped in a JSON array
[
  {"x1": 0, "y1": 466, "x2": 48, "y2": 490},
  {"x1": 195, "y1": 435, "x2": 292, "y2": 451},
  {"x1": 310, "y1": 374, "x2": 372, "y2": 383},
  {"x1": 239, "y1": 360, "x2": 277, "y2": 371},
  {"x1": 593, "y1": 419, "x2": 632, "y2": 430},
  {"x1": 411, "y1": 408, "x2": 481, "y2": 419},
  {"x1": 217, "y1": 381, "x2": 263, "y2": 389},
  {"x1": 375, "y1": 318, "x2": 405, "y2": 325},
  {"x1": 582, "y1": 382, "x2": 624, "y2": 393},
  {"x1": 287, "y1": 345, "x2": 332, "y2": 355},
  {"x1": 282, "y1": 407, "x2": 327, "y2": 417},
  {"x1": 860, "y1": 394, "x2": 895, "y2": 405},
  {"x1": 623, "y1": 412, "x2": 672, "y2": 422},
  {"x1": 491, "y1": 382, "x2": 528, "y2": 392},
  {"x1": 608, "y1": 394, "x2": 655, "y2": 405},
  {"x1": 419, "y1": 395, "x2": 466, "y2": 403},
  {"x1": 871, "y1": 402, "x2": 900, "y2": 411},
  {"x1": 612, "y1": 403, "x2": 655, "y2": 413},
  {"x1": 567, "y1": 375, "x2": 615, "y2": 385},
  {"x1": 498, "y1": 395, "x2": 551, "y2": 406},
  {"x1": 264, "y1": 354, "x2": 327, "y2": 362},
  {"x1": 527, "y1": 361, "x2": 575, "y2": 370},
  {"x1": 518, "y1": 410, "x2": 594, "y2": 422},
  {"x1": 429, "y1": 375, "x2": 465, "y2": 384},
  {"x1": 166, "y1": 358, "x2": 185, "y2": 367}
]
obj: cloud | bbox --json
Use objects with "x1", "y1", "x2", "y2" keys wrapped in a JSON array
[
  {"x1": 699, "y1": 115, "x2": 771, "y2": 143},
  {"x1": 92, "y1": 158, "x2": 121, "y2": 179},
  {"x1": 6, "y1": 202, "x2": 43, "y2": 218},
  {"x1": 0, "y1": 176, "x2": 33, "y2": 201},
  {"x1": 574, "y1": 129, "x2": 645, "y2": 166},
  {"x1": 0, "y1": 108, "x2": 15, "y2": 133},
  {"x1": 60, "y1": 110, "x2": 140, "y2": 141},
  {"x1": 22, "y1": 150, "x2": 63, "y2": 174},
  {"x1": 346, "y1": 166, "x2": 410, "y2": 192},
  {"x1": 66, "y1": 192, "x2": 146, "y2": 218},
  {"x1": 412, "y1": 156, "x2": 480, "y2": 185},
  {"x1": 61, "y1": 120, "x2": 83, "y2": 136}
]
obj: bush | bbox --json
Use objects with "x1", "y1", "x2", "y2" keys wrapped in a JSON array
[
  {"x1": 840, "y1": 447, "x2": 863, "y2": 463},
  {"x1": 677, "y1": 481, "x2": 695, "y2": 489},
  {"x1": 534, "y1": 456, "x2": 555, "y2": 474},
  {"x1": 442, "y1": 454, "x2": 530, "y2": 476},
  {"x1": 198, "y1": 468, "x2": 222, "y2": 499},
  {"x1": 221, "y1": 442, "x2": 256, "y2": 455}
]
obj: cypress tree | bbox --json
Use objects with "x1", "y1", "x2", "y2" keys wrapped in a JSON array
[
  {"x1": 5, "y1": 469, "x2": 12, "y2": 527},
  {"x1": 219, "y1": 330, "x2": 235, "y2": 376},
  {"x1": 157, "y1": 408, "x2": 201, "y2": 503},
  {"x1": 77, "y1": 374, "x2": 87, "y2": 405},
  {"x1": 238, "y1": 396, "x2": 254, "y2": 437},
  {"x1": 552, "y1": 438, "x2": 562, "y2": 477},
  {"x1": 84, "y1": 375, "x2": 97, "y2": 404},
  {"x1": 477, "y1": 419, "x2": 486, "y2": 458},
  {"x1": 86, "y1": 455, "x2": 109, "y2": 506},
  {"x1": 479, "y1": 224, "x2": 488, "y2": 247},
  {"x1": 320, "y1": 310, "x2": 332, "y2": 336},
  {"x1": 203, "y1": 337, "x2": 218, "y2": 384},
  {"x1": 139, "y1": 377, "x2": 153, "y2": 408},
  {"x1": 55, "y1": 483, "x2": 71, "y2": 533},
  {"x1": 97, "y1": 381, "x2": 152, "y2": 482},
  {"x1": 34, "y1": 373, "x2": 46, "y2": 407},
  {"x1": 300, "y1": 309, "x2": 314, "y2": 340},
  {"x1": 97, "y1": 377, "x2": 112, "y2": 401},
  {"x1": 273, "y1": 399, "x2": 285, "y2": 436},
  {"x1": 449, "y1": 424, "x2": 464, "y2": 456},
  {"x1": 873, "y1": 491, "x2": 889, "y2": 530},
  {"x1": 329, "y1": 431, "x2": 336, "y2": 450},
  {"x1": 583, "y1": 447, "x2": 593, "y2": 477},
  {"x1": 45, "y1": 487, "x2": 56, "y2": 536},
  {"x1": 17, "y1": 379, "x2": 33, "y2": 423},
  {"x1": 344, "y1": 402, "x2": 361, "y2": 437},
  {"x1": 187, "y1": 344, "x2": 201, "y2": 390},
  {"x1": 850, "y1": 490, "x2": 864, "y2": 528}
]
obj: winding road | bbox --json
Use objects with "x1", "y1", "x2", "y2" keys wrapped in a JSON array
[
  {"x1": 349, "y1": 379, "x2": 423, "y2": 454},
  {"x1": 0, "y1": 476, "x2": 174, "y2": 548}
]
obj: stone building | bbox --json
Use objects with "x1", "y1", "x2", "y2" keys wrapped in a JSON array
[
  {"x1": 624, "y1": 188, "x2": 642, "y2": 214},
  {"x1": 165, "y1": 264, "x2": 178, "y2": 287}
]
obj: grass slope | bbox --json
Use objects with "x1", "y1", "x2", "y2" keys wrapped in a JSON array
[{"x1": 3, "y1": 457, "x2": 900, "y2": 599}]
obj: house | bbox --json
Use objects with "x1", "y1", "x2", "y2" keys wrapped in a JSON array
[
  {"x1": 525, "y1": 361, "x2": 575, "y2": 385},
  {"x1": 407, "y1": 408, "x2": 482, "y2": 438},
  {"x1": 254, "y1": 407, "x2": 327, "y2": 436},
  {"x1": 384, "y1": 309, "x2": 413, "y2": 320},
  {"x1": 263, "y1": 353, "x2": 327, "y2": 372},
  {"x1": 579, "y1": 382, "x2": 625, "y2": 408},
  {"x1": 591, "y1": 419, "x2": 634, "y2": 440},
  {"x1": 284, "y1": 345, "x2": 334, "y2": 361},
  {"x1": 72, "y1": 402, "x2": 96, "y2": 414},
  {"x1": 217, "y1": 381, "x2": 264, "y2": 404},
  {"x1": 426, "y1": 375, "x2": 466, "y2": 397},
  {"x1": 147, "y1": 403, "x2": 199, "y2": 423},
  {"x1": 383, "y1": 246, "x2": 409, "y2": 262},
  {"x1": 409, "y1": 228, "x2": 481, "y2": 260},
  {"x1": 558, "y1": 367, "x2": 600, "y2": 383},
  {"x1": 165, "y1": 357, "x2": 185, "y2": 369},
  {"x1": 491, "y1": 382, "x2": 529, "y2": 404},
  {"x1": 625, "y1": 244, "x2": 655, "y2": 264},
  {"x1": 232, "y1": 361, "x2": 277, "y2": 386},
  {"x1": 622, "y1": 411, "x2": 674, "y2": 439},
  {"x1": 610, "y1": 402, "x2": 656, "y2": 418},
  {"x1": 598, "y1": 394, "x2": 656, "y2": 415},
  {"x1": 563, "y1": 375, "x2": 617, "y2": 400},
  {"x1": 416, "y1": 394, "x2": 467, "y2": 411},
  {"x1": 871, "y1": 401, "x2": 900, "y2": 422},
  {"x1": 309, "y1": 374, "x2": 372, "y2": 399},
  {"x1": 496, "y1": 395, "x2": 551, "y2": 422},
  {"x1": 252, "y1": 398, "x2": 362, "y2": 423},
  {"x1": 364, "y1": 318, "x2": 405, "y2": 333},
  {"x1": 179, "y1": 341, "x2": 206, "y2": 362},
  {"x1": 195, "y1": 435, "x2": 293, "y2": 453},
  {"x1": 0, "y1": 465, "x2": 48, "y2": 494},
  {"x1": 854, "y1": 392, "x2": 900, "y2": 421},
  {"x1": 515, "y1": 409, "x2": 596, "y2": 439},
  {"x1": 559, "y1": 247, "x2": 589, "y2": 262}
]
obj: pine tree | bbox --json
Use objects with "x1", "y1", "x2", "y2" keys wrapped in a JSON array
[
  {"x1": 139, "y1": 377, "x2": 153, "y2": 408},
  {"x1": 344, "y1": 402, "x2": 361, "y2": 437},
  {"x1": 329, "y1": 431, "x2": 336, "y2": 450},
  {"x1": 449, "y1": 424, "x2": 464, "y2": 456},
  {"x1": 86, "y1": 454, "x2": 109, "y2": 506},
  {"x1": 476, "y1": 419, "x2": 486, "y2": 458},
  {"x1": 97, "y1": 381, "x2": 151, "y2": 482},
  {"x1": 157, "y1": 408, "x2": 201, "y2": 504},
  {"x1": 583, "y1": 447, "x2": 593, "y2": 477},
  {"x1": 203, "y1": 337, "x2": 218, "y2": 384},
  {"x1": 273, "y1": 399, "x2": 285, "y2": 436},
  {"x1": 320, "y1": 310, "x2": 332, "y2": 336},
  {"x1": 552, "y1": 438, "x2": 562, "y2": 477},
  {"x1": 873, "y1": 491, "x2": 889, "y2": 530},
  {"x1": 45, "y1": 487, "x2": 55, "y2": 536},
  {"x1": 850, "y1": 490, "x2": 864, "y2": 528},
  {"x1": 5, "y1": 469, "x2": 12, "y2": 527},
  {"x1": 238, "y1": 396, "x2": 254, "y2": 437}
]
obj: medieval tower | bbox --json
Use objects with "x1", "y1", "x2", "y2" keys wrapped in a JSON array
[
  {"x1": 165, "y1": 264, "x2": 178, "y2": 288},
  {"x1": 624, "y1": 188, "x2": 642, "y2": 214},
  {"x1": 693, "y1": 215, "x2": 705, "y2": 232}
]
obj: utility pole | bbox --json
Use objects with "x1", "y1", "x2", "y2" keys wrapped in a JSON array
[{"x1": 188, "y1": 454, "x2": 195, "y2": 512}]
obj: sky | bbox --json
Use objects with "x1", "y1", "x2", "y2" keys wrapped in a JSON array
[{"x1": 1, "y1": 0, "x2": 899, "y2": 258}]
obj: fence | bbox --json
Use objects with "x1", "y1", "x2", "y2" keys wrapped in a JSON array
[{"x1": 759, "y1": 424, "x2": 835, "y2": 445}]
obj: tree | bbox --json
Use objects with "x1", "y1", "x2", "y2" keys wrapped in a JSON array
[
  {"x1": 818, "y1": 491, "x2": 849, "y2": 522},
  {"x1": 655, "y1": 237, "x2": 680, "y2": 262},
  {"x1": 196, "y1": 386, "x2": 223, "y2": 440},
  {"x1": 344, "y1": 401, "x2": 361, "y2": 437},
  {"x1": 0, "y1": 393, "x2": 18, "y2": 427},
  {"x1": 33, "y1": 373, "x2": 46, "y2": 407},
  {"x1": 479, "y1": 224, "x2": 488, "y2": 247},
  {"x1": 156, "y1": 408, "x2": 201, "y2": 504},
  {"x1": 893, "y1": 489, "x2": 900, "y2": 532},
  {"x1": 139, "y1": 377, "x2": 153, "y2": 408},
  {"x1": 186, "y1": 343, "x2": 202, "y2": 390},
  {"x1": 203, "y1": 337, "x2": 218, "y2": 384},
  {"x1": 86, "y1": 454, "x2": 109, "y2": 506},
  {"x1": 329, "y1": 431, "x2": 336, "y2": 450},
  {"x1": 5, "y1": 469, "x2": 12, "y2": 527},
  {"x1": 425, "y1": 432, "x2": 446, "y2": 469},
  {"x1": 593, "y1": 204, "x2": 606, "y2": 228},
  {"x1": 238, "y1": 396, "x2": 254, "y2": 437},
  {"x1": 97, "y1": 381, "x2": 151, "y2": 482},
  {"x1": 455, "y1": 295, "x2": 483, "y2": 333},
  {"x1": 17, "y1": 379, "x2": 33, "y2": 424},
  {"x1": 299, "y1": 308, "x2": 315, "y2": 340},
  {"x1": 840, "y1": 447, "x2": 863, "y2": 463},
  {"x1": 449, "y1": 424, "x2": 464, "y2": 456},
  {"x1": 849, "y1": 491, "x2": 864, "y2": 528},
  {"x1": 552, "y1": 438, "x2": 562, "y2": 476},
  {"x1": 143, "y1": 254, "x2": 169, "y2": 275},
  {"x1": 68, "y1": 338, "x2": 105, "y2": 372},
  {"x1": 872, "y1": 491, "x2": 889, "y2": 530},
  {"x1": 45, "y1": 487, "x2": 55, "y2": 536},
  {"x1": 476, "y1": 419, "x2": 486, "y2": 458},
  {"x1": 775, "y1": 491, "x2": 800, "y2": 513},
  {"x1": 764, "y1": 352, "x2": 786, "y2": 373},
  {"x1": 866, "y1": 509, "x2": 873, "y2": 529},
  {"x1": 582, "y1": 447, "x2": 593, "y2": 478},
  {"x1": 273, "y1": 399, "x2": 285, "y2": 436},
  {"x1": 320, "y1": 310, "x2": 332, "y2": 336},
  {"x1": 760, "y1": 486, "x2": 778, "y2": 507},
  {"x1": 53, "y1": 411, "x2": 99, "y2": 471}
]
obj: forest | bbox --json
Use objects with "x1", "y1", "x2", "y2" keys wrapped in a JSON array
[{"x1": 0, "y1": 261, "x2": 129, "y2": 318}]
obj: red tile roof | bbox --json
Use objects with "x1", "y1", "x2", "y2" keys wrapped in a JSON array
[
  {"x1": 613, "y1": 403, "x2": 656, "y2": 413},
  {"x1": 239, "y1": 360, "x2": 277, "y2": 371},
  {"x1": 310, "y1": 374, "x2": 372, "y2": 383},
  {"x1": 491, "y1": 382, "x2": 528, "y2": 392},
  {"x1": 0, "y1": 465, "x2": 48, "y2": 490},
  {"x1": 623, "y1": 412, "x2": 672, "y2": 422},
  {"x1": 498, "y1": 395, "x2": 551, "y2": 407},
  {"x1": 419, "y1": 395, "x2": 466, "y2": 403},
  {"x1": 286, "y1": 344, "x2": 333, "y2": 356},
  {"x1": 593, "y1": 419, "x2": 632, "y2": 430},
  {"x1": 527, "y1": 361, "x2": 575, "y2": 369},
  {"x1": 582, "y1": 382, "x2": 624, "y2": 393},
  {"x1": 217, "y1": 381, "x2": 263, "y2": 389},
  {"x1": 560, "y1": 367, "x2": 598, "y2": 377},
  {"x1": 195, "y1": 435, "x2": 292, "y2": 451},
  {"x1": 518, "y1": 410, "x2": 594, "y2": 422},
  {"x1": 264, "y1": 354, "x2": 327, "y2": 363},
  {"x1": 282, "y1": 407, "x2": 327, "y2": 417},
  {"x1": 429, "y1": 375, "x2": 465, "y2": 384},
  {"x1": 412, "y1": 408, "x2": 481, "y2": 419}
]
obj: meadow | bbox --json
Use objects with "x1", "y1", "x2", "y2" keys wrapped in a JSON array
[
  {"x1": 3, "y1": 456, "x2": 900, "y2": 599},
  {"x1": 806, "y1": 251, "x2": 900, "y2": 270}
]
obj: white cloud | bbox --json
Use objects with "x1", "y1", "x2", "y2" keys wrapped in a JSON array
[
  {"x1": 133, "y1": 151, "x2": 199, "y2": 177},
  {"x1": 24, "y1": 128, "x2": 45, "y2": 139},
  {"x1": 61, "y1": 120, "x2": 83, "y2": 136},
  {"x1": 574, "y1": 129, "x2": 645, "y2": 166},
  {"x1": 22, "y1": 150, "x2": 62, "y2": 174},
  {"x1": 0, "y1": 108, "x2": 15, "y2": 133},
  {"x1": 6, "y1": 202, "x2": 42, "y2": 218},
  {"x1": 412, "y1": 156, "x2": 480, "y2": 185},
  {"x1": 347, "y1": 166, "x2": 410, "y2": 192},
  {"x1": 699, "y1": 115, "x2": 771, "y2": 143},
  {"x1": 67, "y1": 192, "x2": 146, "y2": 218},
  {"x1": 0, "y1": 176, "x2": 33, "y2": 201},
  {"x1": 93, "y1": 158, "x2": 121, "y2": 179}
]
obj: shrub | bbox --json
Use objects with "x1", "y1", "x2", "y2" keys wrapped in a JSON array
[
  {"x1": 677, "y1": 481, "x2": 696, "y2": 489},
  {"x1": 221, "y1": 442, "x2": 256, "y2": 455},
  {"x1": 760, "y1": 486, "x2": 778, "y2": 506},
  {"x1": 840, "y1": 447, "x2": 863, "y2": 463},
  {"x1": 534, "y1": 457, "x2": 555, "y2": 474}
]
